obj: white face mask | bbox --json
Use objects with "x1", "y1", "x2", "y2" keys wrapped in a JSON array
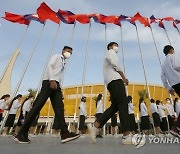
[
  {"x1": 167, "y1": 100, "x2": 171, "y2": 104},
  {"x1": 63, "y1": 52, "x2": 71, "y2": 59},
  {"x1": 113, "y1": 46, "x2": 119, "y2": 53}
]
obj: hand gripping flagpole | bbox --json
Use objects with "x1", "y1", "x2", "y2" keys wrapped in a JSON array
[
  {"x1": 0, "y1": 24, "x2": 45, "y2": 134},
  {"x1": 0, "y1": 25, "x2": 29, "y2": 83},
  {"x1": 135, "y1": 25, "x2": 156, "y2": 135}
]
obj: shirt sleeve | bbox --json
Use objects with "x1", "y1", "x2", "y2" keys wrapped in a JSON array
[
  {"x1": 172, "y1": 54, "x2": 180, "y2": 71},
  {"x1": 106, "y1": 51, "x2": 122, "y2": 72},
  {"x1": 47, "y1": 55, "x2": 59, "y2": 81},
  {"x1": 129, "y1": 103, "x2": 134, "y2": 110},
  {"x1": 13, "y1": 100, "x2": 21, "y2": 109},
  {"x1": 161, "y1": 68, "x2": 172, "y2": 90}
]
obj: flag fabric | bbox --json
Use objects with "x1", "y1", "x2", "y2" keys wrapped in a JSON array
[
  {"x1": 150, "y1": 15, "x2": 165, "y2": 29},
  {"x1": 119, "y1": 15, "x2": 136, "y2": 26},
  {"x1": 93, "y1": 14, "x2": 121, "y2": 26},
  {"x1": 175, "y1": 19, "x2": 180, "y2": 24},
  {"x1": 131, "y1": 12, "x2": 150, "y2": 27},
  {"x1": 24, "y1": 14, "x2": 44, "y2": 24},
  {"x1": 68, "y1": 14, "x2": 91, "y2": 24},
  {"x1": 56, "y1": 9, "x2": 75, "y2": 24},
  {"x1": 162, "y1": 17, "x2": 174, "y2": 21},
  {"x1": 2, "y1": 12, "x2": 30, "y2": 25},
  {"x1": 37, "y1": 2, "x2": 60, "y2": 24}
]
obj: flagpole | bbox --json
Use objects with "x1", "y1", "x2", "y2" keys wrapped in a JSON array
[
  {"x1": 35, "y1": 23, "x2": 61, "y2": 98},
  {"x1": 103, "y1": 24, "x2": 107, "y2": 136},
  {"x1": 0, "y1": 24, "x2": 45, "y2": 134},
  {"x1": 33, "y1": 23, "x2": 61, "y2": 134},
  {"x1": 150, "y1": 25, "x2": 174, "y2": 124},
  {"x1": 120, "y1": 25, "x2": 128, "y2": 95},
  {"x1": 135, "y1": 25, "x2": 156, "y2": 135},
  {"x1": 0, "y1": 25, "x2": 29, "y2": 83},
  {"x1": 81, "y1": 22, "x2": 91, "y2": 96}
]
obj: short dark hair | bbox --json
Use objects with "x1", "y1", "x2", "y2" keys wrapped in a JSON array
[
  {"x1": 163, "y1": 45, "x2": 174, "y2": 55},
  {"x1": 156, "y1": 100, "x2": 160, "y2": 105},
  {"x1": 63, "y1": 46, "x2": 73, "y2": 51},
  {"x1": 150, "y1": 99, "x2": 155, "y2": 103},
  {"x1": 81, "y1": 96, "x2": 86, "y2": 102},
  {"x1": 0, "y1": 94, "x2": 10, "y2": 99},
  {"x1": 107, "y1": 42, "x2": 118, "y2": 50},
  {"x1": 127, "y1": 96, "x2": 132, "y2": 103}
]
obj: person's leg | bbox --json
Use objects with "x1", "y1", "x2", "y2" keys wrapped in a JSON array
[
  {"x1": 18, "y1": 81, "x2": 51, "y2": 135},
  {"x1": 50, "y1": 86, "x2": 80, "y2": 143},
  {"x1": 50, "y1": 88, "x2": 68, "y2": 134},
  {"x1": 108, "y1": 80, "x2": 130, "y2": 136},
  {"x1": 78, "y1": 115, "x2": 85, "y2": 135}
]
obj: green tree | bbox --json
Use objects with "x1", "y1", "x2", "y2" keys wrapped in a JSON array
[{"x1": 138, "y1": 89, "x2": 148, "y2": 100}]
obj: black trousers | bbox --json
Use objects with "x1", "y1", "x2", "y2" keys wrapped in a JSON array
[
  {"x1": 172, "y1": 83, "x2": 180, "y2": 97},
  {"x1": 78, "y1": 115, "x2": 85, "y2": 131},
  {"x1": 52, "y1": 115, "x2": 61, "y2": 130},
  {"x1": 19, "y1": 80, "x2": 68, "y2": 135},
  {"x1": 172, "y1": 83, "x2": 180, "y2": 128},
  {"x1": 97, "y1": 79, "x2": 130, "y2": 132}
]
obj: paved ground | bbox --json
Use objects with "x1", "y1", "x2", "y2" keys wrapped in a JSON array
[{"x1": 0, "y1": 135, "x2": 179, "y2": 154}]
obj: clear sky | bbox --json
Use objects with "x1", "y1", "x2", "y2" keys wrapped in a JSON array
[{"x1": 0, "y1": 0, "x2": 180, "y2": 95}]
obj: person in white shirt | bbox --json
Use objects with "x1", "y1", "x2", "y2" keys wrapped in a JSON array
[
  {"x1": 166, "y1": 98, "x2": 176, "y2": 130},
  {"x1": 174, "y1": 98, "x2": 180, "y2": 117},
  {"x1": 95, "y1": 94, "x2": 103, "y2": 138},
  {"x1": 15, "y1": 46, "x2": 80, "y2": 144},
  {"x1": 0, "y1": 94, "x2": 10, "y2": 123},
  {"x1": 15, "y1": 95, "x2": 34, "y2": 135},
  {"x1": 161, "y1": 45, "x2": 180, "y2": 137},
  {"x1": 78, "y1": 96, "x2": 87, "y2": 135},
  {"x1": 150, "y1": 99, "x2": 161, "y2": 135},
  {"x1": 88, "y1": 42, "x2": 131, "y2": 145},
  {"x1": 156, "y1": 100, "x2": 168, "y2": 134},
  {"x1": 127, "y1": 96, "x2": 137, "y2": 134},
  {"x1": 3, "y1": 94, "x2": 22, "y2": 135},
  {"x1": 139, "y1": 98, "x2": 151, "y2": 134}
]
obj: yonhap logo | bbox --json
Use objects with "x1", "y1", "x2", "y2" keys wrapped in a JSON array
[
  {"x1": 132, "y1": 134, "x2": 146, "y2": 148},
  {"x1": 132, "y1": 134, "x2": 180, "y2": 148},
  {"x1": 148, "y1": 136, "x2": 180, "y2": 144}
]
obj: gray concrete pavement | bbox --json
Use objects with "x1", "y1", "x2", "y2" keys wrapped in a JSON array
[{"x1": 0, "y1": 135, "x2": 179, "y2": 154}]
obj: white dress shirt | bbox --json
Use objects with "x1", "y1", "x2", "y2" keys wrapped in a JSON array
[
  {"x1": 128, "y1": 103, "x2": 134, "y2": 114},
  {"x1": 166, "y1": 103, "x2": 175, "y2": 116},
  {"x1": 43, "y1": 54, "x2": 66, "y2": 86},
  {"x1": 9, "y1": 100, "x2": 21, "y2": 114},
  {"x1": 175, "y1": 101, "x2": 180, "y2": 116},
  {"x1": 150, "y1": 103, "x2": 159, "y2": 114},
  {"x1": 140, "y1": 102, "x2": 148, "y2": 117},
  {"x1": 157, "y1": 104, "x2": 166, "y2": 118},
  {"x1": 161, "y1": 54, "x2": 180, "y2": 90},
  {"x1": 0, "y1": 99, "x2": 6, "y2": 111},
  {"x1": 103, "y1": 49, "x2": 122, "y2": 86},
  {"x1": 79, "y1": 102, "x2": 87, "y2": 116},
  {"x1": 96, "y1": 100, "x2": 103, "y2": 114},
  {"x1": 22, "y1": 100, "x2": 31, "y2": 115}
]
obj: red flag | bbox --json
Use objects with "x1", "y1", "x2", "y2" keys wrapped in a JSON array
[
  {"x1": 96, "y1": 14, "x2": 121, "y2": 26},
  {"x1": 2, "y1": 12, "x2": 30, "y2": 25},
  {"x1": 57, "y1": 9, "x2": 75, "y2": 24},
  {"x1": 131, "y1": 12, "x2": 150, "y2": 27},
  {"x1": 162, "y1": 17, "x2": 174, "y2": 21},
  {"x1": 68, "y1": 14, "x2": 90, "y2": 24},
  {"x1": 37, "y1": 2, "x2": 60, "y2": 24}
]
